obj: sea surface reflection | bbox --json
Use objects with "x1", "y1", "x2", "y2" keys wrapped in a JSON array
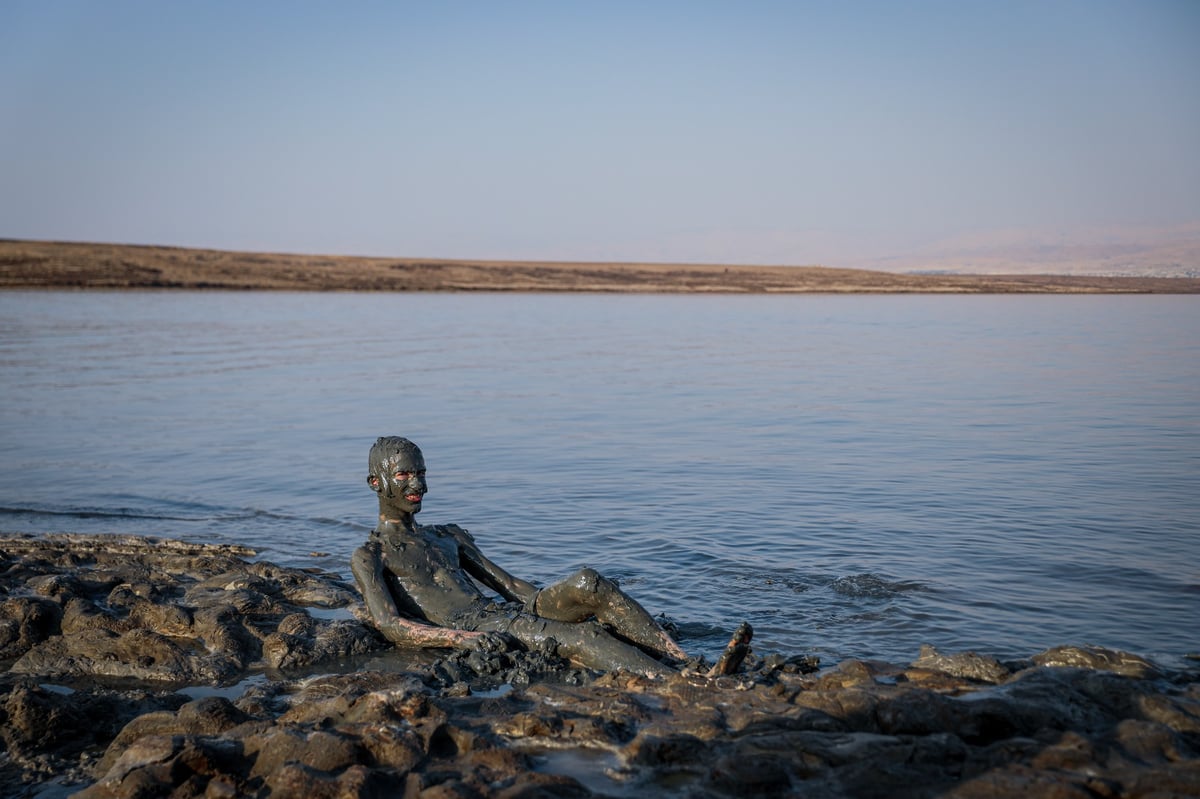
[{"x1": 1, "y1": 292, "x2": 1197, "y2": 665}]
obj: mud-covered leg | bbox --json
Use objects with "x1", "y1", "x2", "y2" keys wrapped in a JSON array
[
  {"x1": 496, "y1": 616, "x2": 673, "y2": 677},
  {"x1": 533, "y1": 568, "x2": 688, "y2": 662}
]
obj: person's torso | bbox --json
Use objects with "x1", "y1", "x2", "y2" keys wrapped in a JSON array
[{"x1": 379, "y1": 526, "x2": 485, "y2": 625}]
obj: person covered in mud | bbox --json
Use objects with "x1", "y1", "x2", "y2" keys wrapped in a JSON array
[{"x1": 351, "y1": 436, "x2": 751, "y2": 677}]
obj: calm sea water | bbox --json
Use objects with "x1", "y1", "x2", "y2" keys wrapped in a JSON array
[{"x1": 1, "y1": 292, "x2": 1197, "y2": 668}]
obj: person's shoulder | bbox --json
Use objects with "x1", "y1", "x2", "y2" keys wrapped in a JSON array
[
  {"x1": 426, "y1": 522, "x2": 475, "y2": 543},
  {"x1": 353, "y1": 536, "x2": 377, "y2": 550},
  {"x1": 350, "y1": 538, "x2": 381, "y2": 563}
]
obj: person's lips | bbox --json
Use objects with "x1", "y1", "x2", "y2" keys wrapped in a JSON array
[{"x1": 405, "y1": 494, "x2": 423, "y2": 503}]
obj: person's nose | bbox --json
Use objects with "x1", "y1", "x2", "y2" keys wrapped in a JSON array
[{"x1": 408, "y1": 473, "x2": 427, "y2": 494}]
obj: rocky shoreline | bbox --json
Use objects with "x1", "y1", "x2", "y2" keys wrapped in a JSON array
[{"x1": 2, "y1": 533, "x2": 1197, "y2": 798}]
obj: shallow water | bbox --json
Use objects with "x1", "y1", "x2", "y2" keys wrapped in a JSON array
[{"x1": 1, "y1": 292, "x2": 1197, "y2": 666}]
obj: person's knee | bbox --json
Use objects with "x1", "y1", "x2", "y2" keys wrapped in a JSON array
[{"x1": 568, "y1": 567, "x2": 612, "y2": 594}]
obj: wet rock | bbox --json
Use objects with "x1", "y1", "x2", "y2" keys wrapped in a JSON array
[
  {"x1": 3, "y1": 684, "x2": 90, "y2": 753},
  {"x1": 262, "y1": 613, "x2": 382, "y2": 670},
  {"x1": 245, "y1": 725, "x2": 368, "y2": 778},
  {"x1": 0, "y1": 533, "x2": 385, "y2": 685},
  {"x1": 792, "y1": 684, "x2": 883, "y2": 732},
  {"x1": 76, "y1": 673, "x2": 542, "y2": 799},
  {"x1": 502, "y1": 681, "x2": 652, "y2": 746},
  {"x1": 12, "y1": 655, "x2": 1200, "y2": 798},
  {"x1": 94, "y1": 696, "x2": 252, "y2": 775},
  {"x1": 11, "y1": 624, "x2": 240, "y2": 684},
  {"x1": 878, "y1": 667, "x2": 1137, "y2": 745},
  {"x1": 912, "y1": 644, "x2": 1011, "y2": 684},
  {"x1": 1111, "y1": 718, "x2": 1193, "y2": 764},
  {"x1": 263, "y1": 761, "x2": 402, "y2": 799},
  {"x1": 0, "y1": 596, "x2": 60, "y2": 659},
  {"x1": 709, "y1": 751, "x2": 793, "y2": 796},
  {"x1": 812, "y1": 657, "x2": 888, "y2": 689},
  {"x1": 1137, "y1": 690, "x2": 1200, "y2": 734},
  {"x1": 60, "y1": 595, "x2": 131, "y2": 635},
  {"x1": 1032, "y1": 644, "x2": 1162, "y2": 679},
  {"x1": 0, "y1": 679, "x2": 186, "y2": 788},
  {"x1": 758, "y1": 651, "x2": 821, "y2": 675},
  {"x1": 82, "y1": 735, "x2": 260, "y2": 799},
  {"x1": 4, "y1": 534, "x2": 1200, "y2": 797}
]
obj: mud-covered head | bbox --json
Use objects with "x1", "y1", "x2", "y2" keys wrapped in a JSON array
[{"x1": 368, "y1": 436, "x2": 428, "y2": 516}]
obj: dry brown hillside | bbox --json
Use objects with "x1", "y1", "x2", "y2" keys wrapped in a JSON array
[{"x1": 3, "y1": 239, "x2": 1199, "y2": 293}]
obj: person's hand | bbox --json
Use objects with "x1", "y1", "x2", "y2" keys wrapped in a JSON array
[{"x1": 470, "y1": 631, "x2": 516, "y2": 653}]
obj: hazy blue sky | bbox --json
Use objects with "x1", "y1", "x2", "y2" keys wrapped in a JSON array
[{"x1": 2, "y1": 1, "x2": 1197, "y2": 265}]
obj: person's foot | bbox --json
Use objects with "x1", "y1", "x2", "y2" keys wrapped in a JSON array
[{"x1": 707, "y1": 622, "x2": 753, "y2": 677}]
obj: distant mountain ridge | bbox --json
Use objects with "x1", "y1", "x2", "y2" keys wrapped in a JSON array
[{"x1": 868, "y1": 222, "x2": 1200, "y2": 277}]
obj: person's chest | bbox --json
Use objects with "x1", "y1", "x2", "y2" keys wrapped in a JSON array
[{"x1": 381, "y1": 531, "x2": 461, "y2": 576}]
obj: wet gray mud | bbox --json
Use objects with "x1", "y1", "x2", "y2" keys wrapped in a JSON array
[{"x1": 2, "y1": 534, "x2": 1198, "y2": 798}]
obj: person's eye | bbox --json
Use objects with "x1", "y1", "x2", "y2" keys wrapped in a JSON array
[{"x1": 395, "y1": 472, "x2": 410, "y2": 480}]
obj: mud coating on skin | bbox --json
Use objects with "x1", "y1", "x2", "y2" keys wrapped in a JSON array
[{"x1": 351, "y1": 436, "x2": 724, "y2": 676}]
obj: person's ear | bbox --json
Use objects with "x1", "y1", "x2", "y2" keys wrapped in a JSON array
[{"x1": 367, "y1": 474, "x2": 382, "y2": 493}]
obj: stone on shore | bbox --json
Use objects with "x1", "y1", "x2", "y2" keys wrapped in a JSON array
[
  {"x1": 0, "y1": 533, "x2": 382, "y2": 685},
  {"x1": 66, "y1": 662, "x2": 1200, "y2": 799},
  {"x1": 2, "y1": 532, "x2": 1198, "y2": 798}
]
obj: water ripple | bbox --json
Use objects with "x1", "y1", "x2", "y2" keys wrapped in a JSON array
[{"x1": 2, "y1": 293, "x2": 1198, "y2": 665}]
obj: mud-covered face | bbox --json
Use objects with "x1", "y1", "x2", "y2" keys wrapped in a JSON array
[{"x1": 372, "y1": 449, "x2": 428, "y2": 514}]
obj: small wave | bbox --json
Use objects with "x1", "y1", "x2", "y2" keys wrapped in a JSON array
[
  {"x1": 0, "y1": 505, "x2": 209, "y2": 523},
  {"x1": 0, "y1": 504, "x2": 370, "y2": 534},
  {"x1": 830, "y1": 573, "x2": 930, "y2": 600},
  {"x1": 671, "y1": 620, "x2": 732, "y2": 644},
  {"x1": 733, "y1": 573, "x2": 815, "y2": 594},
  {"x1": 844, "y1": 607, "x2": 903, "y2": 623},
  {"x1": 243, "y1": 509, "x2": 369, "y2": 534}
]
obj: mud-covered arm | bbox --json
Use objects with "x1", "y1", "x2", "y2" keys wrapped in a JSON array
[
  {"x1": 350, "y1": 542, "x2": 487, "y2": 648},
  {"x1": 449, "y1": 527, "x2": 539, "y2": 604}
]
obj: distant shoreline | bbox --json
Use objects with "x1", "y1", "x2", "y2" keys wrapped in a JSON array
[{"x1": 3, "y1": 239, "x2": 1199, "y2": 293}]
